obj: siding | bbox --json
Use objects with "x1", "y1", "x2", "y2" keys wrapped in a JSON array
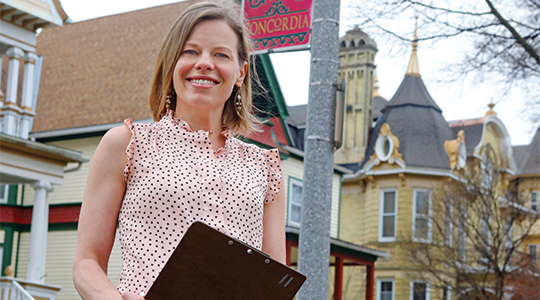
[
  {"x1": 16, "y1": 230, "x2": 122, "y2": 300},
  {"x1": 22, "y1": 137, "x2": 102, "y2": 206},
  {"x1": 281, "y1": 157, "x2": 341, "y2": 238}
]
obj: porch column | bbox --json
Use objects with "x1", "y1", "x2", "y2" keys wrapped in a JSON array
[
  {"x1": 26, "y1": 180, "x2": 53, "y2": 283},
  {"x1": 333, "y1": 256, "x2": 344, "y2": 300},
  {"x1": 3, "y1": 47, "x2": 24, "y2": 136},
  {"x1": 19, "y1": 52, "x2": 38, "y2": 139},
  {"x1": 0, "y1": 53, "x2": 4, "y2": 105},
  {"x1": 366, "y1": 264, "x2": 374, "y2": 300}
]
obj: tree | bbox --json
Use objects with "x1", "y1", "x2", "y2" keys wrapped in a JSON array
[
  {"x1": 350, "y1": 0, "x2": 540, "y2": 125},
  {"x1": 400, "y1": 146, "x2": 539, "y2": 300}
]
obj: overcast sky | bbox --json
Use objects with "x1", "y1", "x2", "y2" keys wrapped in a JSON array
[{"x1": 57, "y1": 0, "x2": 535, "y2": 145}]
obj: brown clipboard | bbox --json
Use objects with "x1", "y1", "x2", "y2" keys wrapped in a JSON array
[{"x1": 145, "y1": 221, "x2": 306, "y2": 300}]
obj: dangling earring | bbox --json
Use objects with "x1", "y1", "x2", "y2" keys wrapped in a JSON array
[
  {"x1": 236, "y1": 93, "x2": 242, "y2": 111},
  {"x1": 166, "y1": 92, "x2": 174, "y2": 116}
]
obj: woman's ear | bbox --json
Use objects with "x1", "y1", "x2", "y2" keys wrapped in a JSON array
[{"x1": 236, "y1": 61, "x2": 248, "y2": 86}]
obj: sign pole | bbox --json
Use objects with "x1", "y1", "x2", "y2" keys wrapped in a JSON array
[{"x1": 296, "y1": 0, "x2": 341, "y2": 299}]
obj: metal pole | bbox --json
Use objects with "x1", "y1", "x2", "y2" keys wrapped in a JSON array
[{"x1": 296, "y1": 0, "x2": 341, "y2": 298}]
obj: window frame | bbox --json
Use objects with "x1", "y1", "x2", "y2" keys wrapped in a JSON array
[
  {"x1": 287, "y1": 177, "x2": 303, "y2": 227},
  {"x1": 412, "y1": 189, "x2": 432, "y2": 243},
  {"x1": 410, "y1": 280, "x2": 430, "y2": 300},
  {"x1": 376, "y1": 278, "x2": 395, "y2": 300},
  {"x1": 530, "y1": 191, "x2": 539, "y2": 212},
  {"x1": 0, "y1": 185, "x2": 9, "y2": 204},
  {"x1": 457, "y1": 205, "x2": 468, "y2": 263},
  {"x1": 379, "y1": 188, "x2": 398, "y2": 242},
  {"x1": 445, "y1": 199, "x2": 453, "y2": 247},
  {"x1": 528, "y1": 244, "x2": 539, "y2": 264}
]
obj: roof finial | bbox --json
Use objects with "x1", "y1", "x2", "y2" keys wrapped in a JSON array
[
  {"x1": 486, "y1": 98, "x2": 497, "y2": 116},
  {"x1": 374, "y1": 69, "x2": 381, "y2": 97},
  {"x1": 406, "y1": 16, "x2": 421, "y2": 77}
]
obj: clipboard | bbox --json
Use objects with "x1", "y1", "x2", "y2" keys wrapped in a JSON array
[{"x1": 145, "y1": 221, "x2": 306, "y2": 300}]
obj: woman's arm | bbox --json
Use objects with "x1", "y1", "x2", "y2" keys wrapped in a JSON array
[
  {"x1": 262, "y1": 177, "x2": 286, "y2": 264},
  {"x1": 72, "y1": 125, "x2": 139, "y2": 300}
]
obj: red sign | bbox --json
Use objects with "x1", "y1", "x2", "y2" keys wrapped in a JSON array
[{"x1": 243, "y1": 0, "x2": 313, "y2": 53}]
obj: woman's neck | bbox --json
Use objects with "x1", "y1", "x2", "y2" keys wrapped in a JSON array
[{"x1": 174, "y1": 106, "x2": 226, "y2": 150}]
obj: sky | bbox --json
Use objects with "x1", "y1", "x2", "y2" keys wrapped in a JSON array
[{"x1": 57, "y1": 0, "x2": 536, "y2": 146}]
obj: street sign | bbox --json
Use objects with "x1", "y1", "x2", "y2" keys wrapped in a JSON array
[{"x1": 243, "y1": 0, "x2": 313, "y2": 54}]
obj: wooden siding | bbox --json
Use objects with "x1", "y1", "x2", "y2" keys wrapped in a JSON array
[
  {"x1": 22, "y1": 137, "x2": 101, "y2": 206},
  {"x1": 16, "y1": 230, "x2": 122, "y2": 300},
  {"x1": 281, "y1": 157, "x2": 341, "y2": 238}
]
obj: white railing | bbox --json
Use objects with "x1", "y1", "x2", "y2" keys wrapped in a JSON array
[
  {"x1": 0, "y1": 280, "x2": 36, "y2": 300},
  {"x1": 11, "y1": 281, "x2": 36, "y2": 300}
]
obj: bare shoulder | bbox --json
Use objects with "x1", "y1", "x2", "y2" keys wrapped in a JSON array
[{"x1": 98, "y1": 125, "x2": 132, "y2": 153}]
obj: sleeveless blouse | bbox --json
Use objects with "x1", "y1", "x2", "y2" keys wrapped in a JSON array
[{"x1": 116, "y1": 114, "x2": 282, "y2": 294}]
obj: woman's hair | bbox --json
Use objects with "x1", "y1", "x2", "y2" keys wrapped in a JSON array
[{"x1": 149, "y1": 0, "x2": 260, "y2": 135}]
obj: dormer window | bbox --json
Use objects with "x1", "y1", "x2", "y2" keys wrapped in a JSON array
[
  {"x1": 340, "y1": 41, "x2": 346, "y2": 48},
  {"x1": 359, "y1": 39, "x2": 365, "y2": 45},
  {"x1": 376, "y1": 134, "x2": 394, "y2": 162},
  {"x1": 350, "y1": 40, "x2": 355, "y2": 47}
]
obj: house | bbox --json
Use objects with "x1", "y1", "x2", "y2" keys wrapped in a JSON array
[
  {"x1": 286, "y1": 25, "x2": 539, "y2": 299},
  {"x1": 0, "y1": 1, "x2": 87, "y2": 299},
  {"x1": 1, "y1": 1, "x2": 387, "y2": 299}
]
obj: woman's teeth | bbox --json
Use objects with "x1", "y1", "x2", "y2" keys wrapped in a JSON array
[{"x1": 190, "y1": 79, "x2": 216, "y2": 85}]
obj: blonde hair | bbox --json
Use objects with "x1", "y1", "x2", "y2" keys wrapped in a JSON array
[{"x1": 149, "y1": 0, "x2": 260, "y2": 135}]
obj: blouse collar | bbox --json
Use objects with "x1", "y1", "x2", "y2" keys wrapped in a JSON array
[{"x1": 164, "y1": 111, "x2": 235, "y2": 141}]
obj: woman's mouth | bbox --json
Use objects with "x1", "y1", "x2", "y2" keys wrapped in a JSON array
[{"x1": 187, "y1": 78, "x2": 218, "y2": 85}]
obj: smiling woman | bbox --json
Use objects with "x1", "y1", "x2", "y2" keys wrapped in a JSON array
[{"x1": 72, "y1": 1, "x2": 286, "y2": 300}]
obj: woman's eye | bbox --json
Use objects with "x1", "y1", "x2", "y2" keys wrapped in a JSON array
[
  {"x1": 216, "y1": 53, "x2": 229, "y2": 58},
  {"x1": 184, "y1": 50, "x2": 197, "y2": 55}
]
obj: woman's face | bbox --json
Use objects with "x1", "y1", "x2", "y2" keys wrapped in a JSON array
[{"x1": 173, "y1": 19, "x2": 247, "y2": 114}]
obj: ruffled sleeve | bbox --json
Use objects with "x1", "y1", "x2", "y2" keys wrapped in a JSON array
[
  {"x1": 123, "y1": 118, "x2": 136, "y2": 183},
  {"x1": 264, "y1": 148, "x2": 283, "y2": 203}
]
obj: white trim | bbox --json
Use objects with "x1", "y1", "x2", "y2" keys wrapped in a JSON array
[
  {"x1": 287, "y1": 178, "x2": 303, "y2": 227},
  {"x1": 412, "y1": 189, "x2": 432, "y2": 243},
  {"x1": 0, "y1": 184, "x2": 8, "y2": 204},
  {"x1": 472, "y1": 115, "x2": 517, "y2": 172},
  {"x1": 530, "y1": 191, "x2": 539, "y2": 212},
  {"x1": 343, "y1": 166, "x2": 453, "y2": 182},
  {"x1": 376, "y1": 135, "x2": 394, "y2": 162},
  {"x1": 379, "y1": 188, "x2": 398, "y2": 242},
  {"x1": 29, "y1": 118, "x2": 153, "y2": 139},
  {"x1": 410, "y1": 280, "x2": 431, "y2": 300},
  {"x1": 376, "y1": 278, "x2": 395, "y2": 300},
  {"x1": 443, "y1": 286, "x2": 452, "y2": 300}
]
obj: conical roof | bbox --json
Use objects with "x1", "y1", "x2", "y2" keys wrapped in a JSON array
[
  {"x1": 361, "y1": 26, "x2": 453, "y2": 170},
  {"x1": 515, "y1": 127, "x2": 540, "y2": 175}
]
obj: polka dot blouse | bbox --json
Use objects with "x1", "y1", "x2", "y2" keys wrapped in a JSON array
[{"x1": 116, "y1": 113, "x2": 282, "y2": 294}]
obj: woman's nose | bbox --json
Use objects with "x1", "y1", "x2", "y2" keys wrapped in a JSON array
[{"x1": 194, "y1": 53, "x2": 214, "y2": 70}]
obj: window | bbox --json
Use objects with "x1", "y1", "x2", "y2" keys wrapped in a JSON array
[
  {"x1": 379, "y1": 189, "x2": 398, "y2": 242},
  {"x1": 377, "y1": 279, "x2": 394, "y2": 300},
  {"x1": 442, "y1": 286, "x2": 451, "y2": 300},
  {"x1": 457, "y1": 205, "x2": 467, "y2": 263},
  {"x1": 288, "y1": 178, "x2": 303, "y2": 227},
  {"x1": 480, "y1": 156, "x2": 493, "y2": 190},
  {"x1": 530, "y1": 191, "x2": 539, "y2": 212},
  {"x1": 413, "y1": 189, "x2": 432, "y2": 242},
  {"x1": 410, "y1": 281, "x2": 430, "y2": 300},
  {"x1": 480, "y1": 214, "x2": 491, "y2": 261},
  {"x1": 445, "y1": 199, "x2": 453, "y2": 246},
  {"x1": 0, "y1": 185, "x2": 8, "y2": 204},
  {"x1": 528, "y1": 244, "x2": 539, "y2": 264},
  {"x1": 504, "y1": 220, "x2": 513, "y2": 251}
]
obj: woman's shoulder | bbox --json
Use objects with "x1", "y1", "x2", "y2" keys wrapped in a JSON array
[
  {"x1": 99, "y1": 125, "x2": 132, "y2": 154},
  {"x1": 231, "y1": 137, "x2": 280, "y2": 157}
]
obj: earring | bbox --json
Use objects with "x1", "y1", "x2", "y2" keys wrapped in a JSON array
[
  {"x1": 166, "y1": 94, "x2": 173, "y2": 116},
  {"x1": 236, "y1": 93, "x2": 242, "y2": 111}
]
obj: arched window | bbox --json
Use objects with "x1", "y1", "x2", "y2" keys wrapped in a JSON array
[
  {"x1": 359, "y1": 39, "x2": 365, "y2": 45},
  {"x1": 340, "y1": 41, "x2": 346, "y2": 48},
  {"x1": 350, "y1": 40, "x2": 355, "y2": 47}
]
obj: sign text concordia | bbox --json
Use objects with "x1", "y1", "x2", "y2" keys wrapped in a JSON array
[{"x1": 244, "y1": 0, "x2": 313, "y2": 53}]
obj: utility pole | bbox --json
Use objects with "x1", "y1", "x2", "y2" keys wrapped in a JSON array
[{"x1": 296, "y1": 0, "x2": 341, "y2": 299}]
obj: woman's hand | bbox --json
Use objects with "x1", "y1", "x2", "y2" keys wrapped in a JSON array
[{"x1": 121, "y1": 291, "x2": 145, "y2": 300}]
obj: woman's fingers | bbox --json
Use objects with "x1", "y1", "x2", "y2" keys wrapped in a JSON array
[{"x1": 121, "y1": 291, "x2": 145, "y2": 300}]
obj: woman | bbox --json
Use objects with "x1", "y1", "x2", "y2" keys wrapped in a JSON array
[{"x1": 72, "y1": 2, "x2": 285, "y2": 299}]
